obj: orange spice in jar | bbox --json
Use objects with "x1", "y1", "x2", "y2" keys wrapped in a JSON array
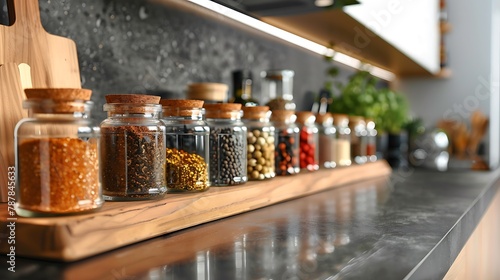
[{"x1": 14, "y1": 88, "x2": 103, "y2": 216}]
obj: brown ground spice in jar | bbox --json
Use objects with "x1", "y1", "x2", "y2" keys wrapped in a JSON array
[
  {"x1": 101, "y1": 125, "x2": 166, "y2": 198},
  {"x1": 165, "y1": 148, "x2": 209, "y2": 192},
  {"x1": 18, "y1": 138, "x2": 100, "y2": 214}
]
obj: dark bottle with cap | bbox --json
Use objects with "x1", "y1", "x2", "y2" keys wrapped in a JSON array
[{"x1": 232, "y1": 70, "x2": 259, "y2": 106}]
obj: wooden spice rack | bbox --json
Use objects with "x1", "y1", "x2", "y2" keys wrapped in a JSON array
[{"x1": 0, "y1": 161, "x2": 391, "y2": 262}]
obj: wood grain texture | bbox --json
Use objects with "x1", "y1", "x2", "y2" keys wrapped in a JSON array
[
  {"x1": 443, "y1": 182, "x2": 500, "y2": 280},
  {"x1": 0, "y1": 161, "x2": 391, "y2": 262},
  {"x1": 0, "y1": 63, "x2": 29, "y2": 200},
  {"x1": 61, "y1": 176, "x2": 390, "y2": 280},
  {"x1": 0, "y1": 0, "x2": 81, "y2": 201}
]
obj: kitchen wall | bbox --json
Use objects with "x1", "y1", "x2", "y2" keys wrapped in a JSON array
[
  {"x1": 398, "y1": 0, "x2": 500, "y2": 168},
  {"x1": 20, "y1": 0, "x2": 356, "y2": 120}
]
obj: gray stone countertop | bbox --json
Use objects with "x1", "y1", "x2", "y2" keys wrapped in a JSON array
[{"x1": 2, "y1": 166, "x2": 500, "y2": 280}]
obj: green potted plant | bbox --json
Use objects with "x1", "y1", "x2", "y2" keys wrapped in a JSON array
[{"x1": 328, "y1": 69, "x2": 410, "y2": 167}]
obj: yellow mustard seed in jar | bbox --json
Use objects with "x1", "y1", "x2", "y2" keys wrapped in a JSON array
[{"x1": 165, "y1": 148, "x2": 209, "y2": 192}]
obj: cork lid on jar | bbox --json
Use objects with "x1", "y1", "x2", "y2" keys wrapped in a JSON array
[
  {"x1": 187, "y1": 83, "x2": 228, "y2": 103},
  {"x1": 295, "y1": 111, "x2": 316, "y2": 125},
  {"x1": 160, "y1": 99, "x2": 204, "y2": 117},
  {"x1": 332, "y1": 113, "x2": 349, "y2": 126},
  {"x1": 105, "y1": 94, "x2": 160, "y2": 104},
  {"x1": 203, "y1": 103, "x2": 242, "y2": 119},
  {"x1": 315, "y1": 113, "x2": 333, "y2": 126},
  {"x1": 104, "y1": 94, "x2": 161, "y2": 114},
  {"x1": 348, "y1": 115, "x2": 366, "y2": 128},
  {"x1": 24, "y1": 88, "x2": 92, "y2": 113},
  {"x1": 270, "y1": 109, "x2": 296, "y2": 122},
  {"x1": 242, "y1": 106, "x2": 270, "y2": 120},
  {"x1": 365, "y1": 118, "x2": 376, "y2": 130}
]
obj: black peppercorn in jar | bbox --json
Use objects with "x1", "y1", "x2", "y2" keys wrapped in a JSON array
[
  {"x1": 296, "y1": 111, "x2": 319, "y2": 171},
  {"x1": 349, "y1": 116, "x2": 368, "y2": 164},
  {"x1": 161, "y1": 99, "x2": 210, "y2": 192},
  {"x1": 14, "y1": 88, "x2": 103, "y2": 216},
  {"x1": 204, "y1": 103, "x2": 247, "y2": 186},
  {"x1": 271, "y1": 110, "x2": 300, "y2": 176},
  {"x1": 100, "y1": 94, "x2": 166, "y2": 200},
  {"x1": 242, "y1": 106, "x2": 275, "y2": 180}
]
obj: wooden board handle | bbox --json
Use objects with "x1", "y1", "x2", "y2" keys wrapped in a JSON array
[
  {"x1": 0, "y1": 63, "x2": 31, "y2": 202},
  {"x1": 4, "y1": 0, "x2": 43, "y2": 28}
]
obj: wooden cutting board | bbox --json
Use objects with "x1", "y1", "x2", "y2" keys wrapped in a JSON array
[
  {"x1": 0, "y1": 161, "x2": 391, "y2": 261},
  {"x1": 0, "y1": 0, "x2": 81, "y2": 201}
]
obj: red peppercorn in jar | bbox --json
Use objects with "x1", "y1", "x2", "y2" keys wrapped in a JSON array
[
  {"x1": 271, "y1": 110, "x2": 300, "y2": 175},
  {"x1": 296, "y1": 111, "x2": 319, "y2": 171}
]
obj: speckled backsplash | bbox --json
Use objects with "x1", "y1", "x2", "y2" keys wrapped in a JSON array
[{"x1": 3, "y1": 0, "x2": 355, "y2": 120}]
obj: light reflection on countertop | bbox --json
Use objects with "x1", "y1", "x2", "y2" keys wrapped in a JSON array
[{"x1": 3, "y1": 168, "x2": 500, "y2": 280}]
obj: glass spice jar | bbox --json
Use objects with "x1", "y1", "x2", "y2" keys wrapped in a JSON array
[
  {"x1": 315, "y1": 113, "x2": 337, "y2": 168},
  {"x1": 204, "y1": 103, "x2": 247, "y2": 186},
  {"x1": 186, "y1": 83, "x2": 228, "y2": 104},
  {"x1": 100, "y1": 94, "x2": 166, "y2": 200},
  {"x1": 349, "y1": 116, "x2": 368, "y2": 164},
  {"x1": 242, "y1": 106, "x2": 275, "y2": 180},
  {"x1": 161, "y1": 99, "x2": 210, "y2": 192},
  {"x1": 14, "y1": 88, "x2": 103, "y2": 216},
  {"x1": 271, "y1": 110, "x2": 300, "y2": 175},
  {"x1": 332, "y1": 114, "x2": 352, "y2": 167},
  {"x1": 261, "y1": 70, "x2": 296, "y2": 111},
  {"x1": 296, "y1": 111, "x2": 319, "y2": 171},
  {"x1": 366, "y1": 118, "x2": 378, "y2": 162}
]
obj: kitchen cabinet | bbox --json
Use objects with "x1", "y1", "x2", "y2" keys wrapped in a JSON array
[{"x1": 213, "y1": 0, "x2": 442, "y2": 77}]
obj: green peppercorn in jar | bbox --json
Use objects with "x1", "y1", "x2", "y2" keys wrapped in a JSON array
[
  {"x1": 204, "y1": 103, "x2": 247, "y2": 186},
  {"x1": 242, "y1": 106, "x2": 275, "y2": 180},
  {"x1": 100, "y1": 94, "x2": 166, "y2": 200},
  {"x1": 14, "y1": 88, "x2": 103, "y2": 216},
  {"x1": 161, "y1": 99, "x2": 210, "y2": 192}
]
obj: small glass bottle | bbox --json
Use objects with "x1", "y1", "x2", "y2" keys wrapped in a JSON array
[
  {"x1": 232, "y1": 70, "x2": 259, "y2": 106},
  {"x1": 161, "y1": 99, "x2": 210, "y2": 192},
  {"x1": 15, "y1": 88, "x2": 102, "y2": 216},
  {"x1": 242, "y1": 106, "x2": 275, "y2": 180},
  {"x1": 100, "y1": 94, "x2": 166, "y2": 200},
  {"x1": 204, "y1": 103, "x2": 247, "y2": 186},
  {"x1": 315, "y1": 113, "x2": 337, "y2": 168},
  {"x1": 332, "y1": 114, "x2": 352, "y2": 167},
  {"x1": 296, "y1": 111, "x2": 319, "y2": 171},
  {"x1": 366, "y1": 118, "x2": 378, "y2": 162},
  {"x1": 349, "y1": 116, "x2": 368, "y2": 164},
  {"x1": 261, "y1": 70, "x2": 295, "y2": 110},
  {"x1": 271, "y1": 110, "x2": 300, "y2": 175}
]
